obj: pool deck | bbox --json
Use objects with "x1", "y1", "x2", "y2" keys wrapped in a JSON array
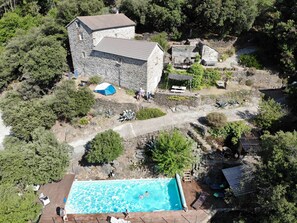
[
  {"x1": 40, "y1": 177, "x2": 215, "y2": 223},
  {"x1": 39, "y1": 174, "x2": 75, "y2": 223}
]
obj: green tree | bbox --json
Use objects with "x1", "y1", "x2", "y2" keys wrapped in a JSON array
[
  {"x1": 147, "y1": 0, "x2": 186, "y2": 38},
  {"x1": 255, "y1": 98, "x2": 285, "y2": 130},
  {"x1": 86, "y1": 130, "x2": 124, "y2": 164},
  {"x1": 0, "y1": 184, "x2": 42, "y2": 223},
  {"x1": 0, "y1": 27, "x2": 67, "y2": 91},
  {"x1": 150, "y1": 32, "x2": 169, "y2": 52},
  {"x1": 0, "y1": 95, "x2": 56, "y2": 140},
  {"x1": 194, "y1": 0, "x2": 259, "y2": 36},
  {"x1": 152, "y1": 130, "x2": 194, "y2": 176},
  {"x1": 210, "y1": 121, "x2": 251, "y2": 145},
  {"x1": 0, "y1": 11, "x2": 41, "y2": 45},
  {"x1": 75, "y1": 87, "x2": 96, "y2": 117},
  {"x1": 0, "y1": 127, "x2": 71, "y2": 185},
  {"x1": 51, "y1": 80, "x2": 95, "y2": 121},
  {"x1": 56, "y1": 0, "x2": 104, "y2": 25},
  {"x1": 256, "y1": 131, "x2": 297, "y2": 222},
  {"x1": 120, "y1": 0, "x2": 149, "y2": 26}
]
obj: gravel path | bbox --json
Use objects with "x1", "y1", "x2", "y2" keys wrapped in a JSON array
[{"x1": 69, "y1": 104, "x2": 258, "y2": 155}]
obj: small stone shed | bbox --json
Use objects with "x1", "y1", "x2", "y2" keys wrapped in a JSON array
[
  {"x1": 67, "y1": 14, "x2": 164, "y2": 93},
  {"x1": 171, "y1": 45, "x2": 199, "y2": 68}
]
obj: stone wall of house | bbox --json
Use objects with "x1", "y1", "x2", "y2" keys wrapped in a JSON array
[
  {"x1": 146, "y1": 46, "x2": 164, "y2": 93},
  {"x1": 67, "y1": 20, "x2": 94, "y2": 74},
  {"x1": 84, "y1": 51, "x2": 148, "y2": 90},
  {"x1": 92, "y1": 26, "x2": 135, "y2": 46},
  {"x1": 68, "y1": 20, "x2": 135, "y2": 75}
]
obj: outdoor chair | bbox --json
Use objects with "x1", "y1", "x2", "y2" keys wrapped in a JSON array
[
  {"x1": 191, "y1": 192, "x2": 208, "y2": 209},
  {"x1": 109, "y1": 216, "x2": 131, "y2": 223},
  {"x1": 39, "y1": 193, "x2": 50, "y2": 206}
]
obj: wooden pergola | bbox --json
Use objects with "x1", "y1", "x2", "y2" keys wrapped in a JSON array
[{"x1": 166, "y1": 73, "x2": 193, "y2": 91}]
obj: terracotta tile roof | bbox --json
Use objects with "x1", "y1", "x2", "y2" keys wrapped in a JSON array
[
  {"x1": 93, "y1": 37, "x2": 162, "y2": 61},
  {"x1": 77, "y1": 14, "x2": 135, "y2": 31}
]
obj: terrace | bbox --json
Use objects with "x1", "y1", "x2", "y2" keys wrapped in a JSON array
[{"x1": 39, "y1": 176, "x2": 216, "y2": 223}]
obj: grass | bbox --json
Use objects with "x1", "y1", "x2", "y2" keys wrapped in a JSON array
[
  {"x1": 167, "y1": 95, "x2": 192, "y2": 101},
  {"x1": 125, "y1": 89, "x2": 136, "y2": 96},
  {"x1": 136, "y1": 108, "x2": 166, "y2": 120}
]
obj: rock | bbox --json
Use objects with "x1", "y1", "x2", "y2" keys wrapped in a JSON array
[
  {"x1": 111, "y1": 160, "x2": 120, "y2": 167},
  {"x1": 101, "y1": 164, "x2": 113, "y2": 174}
]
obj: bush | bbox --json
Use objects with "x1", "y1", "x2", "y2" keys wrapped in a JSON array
[
  {"x1": 206, "y1": 112, "x2": 227, "y2": 128},
  {"x1": 79, "y1": 117, "x2": 89, "y2": 125},
  {"x1": 255, "y1": 98, "x2": 285, "y2": 130},
  {"x1": 86, "y1": 130, "x2": 123, "y2": 164},
  {"x1": 152, "y1": 130, "x2": 194, "y2": 176},
  {"x1": 150, "y1": 32, "x2": 169, "y2": 52},
  {"x1": 239, "y1": 54, "x2": 262, "y2": 69},
  {"x1": 245, "y1": 79, "x2": 253, "y2": 86},
  {"x1": 88, "y1": 76, "x2": 102, "y2": 85},
  {"x1": 210, "y1": 121, "x2": 251, "y2": 145},
  {"x1": 136, "y1": 108, "x2": 166, "y2": 120}
]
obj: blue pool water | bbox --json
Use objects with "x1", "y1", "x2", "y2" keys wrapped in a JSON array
[{"x1": 66, "y1": 178, "x2": 182, "y2": 214}]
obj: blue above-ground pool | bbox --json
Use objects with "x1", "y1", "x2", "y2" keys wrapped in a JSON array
[{"x1": 66, "y1": 178, "x2": 183, "y2": 214}]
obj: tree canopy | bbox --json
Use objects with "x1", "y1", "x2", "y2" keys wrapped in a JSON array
[
  {"x1": 51, "y1": 80, "x2": 95, "y2": 121},
  {"x1": 0, "y1": 127, "x2": 71, "y2": 185},
  {"x1": 56, "y1": 0, "x2": 104, "y2": 25},
  {"x1": 86, "y1": 130, "x2": 124, "y2": 164},
  {"x1": 256, "y1": 131, "x2": 297, "y2": 222},
  {"x1": 0, "y1": 184, "x2": 42, "y2": 223},
  {"x1": 152, "y1": 129, "x2": 194, "y2": 176}
]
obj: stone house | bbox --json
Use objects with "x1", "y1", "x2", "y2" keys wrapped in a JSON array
[{"x1": 67, "y1": 14, "x2": 164, "y2": 93}]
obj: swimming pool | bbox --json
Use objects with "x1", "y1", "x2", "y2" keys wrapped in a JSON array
[{"x1": 66, "y1": 178, "x2": 183, "y2": 214}]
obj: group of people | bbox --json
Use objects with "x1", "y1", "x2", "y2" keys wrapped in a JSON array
[
  {"x1": 136, "y1": 88, "x2": 153, "y2": 102},
  {"x1": 139, "y1": 191, "x2": 149, "y2": 199}
]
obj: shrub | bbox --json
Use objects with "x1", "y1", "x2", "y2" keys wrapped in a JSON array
[
  {"x1": 210, "y1": 121, "x2": 251, "y2": 145},
  {"x1": 255, "y1": 98, "x2": 285, "y2": 130},
  {"x1": 88, "y1": 76, "x2": 102, "y2": 85},
  {"x1": 239, "y1": 54, "x2": 262, "y2": 69},
  {"x1": 150, "y1": 32, "x2": 169, "y2": 52},
  {"x1": 168, "y1": 96, "x2": 191, "y2": 101},
  {"x1": 136, "y1": 108, "x2": 166, "y2": 120},
  {"x1": 86, "y1": 130, "x2": 123, "y2": 164},
  {"x1": 245, "y1": 79, "x2": 253, "y2": 86},
  {"x1": 152, "y1": 130, "x2": 194, "y2": 176},
  {"x1": 206, "y1": 112, "x2": 227, "y2": 128},
  {"x1": 79, "y1": 117, "x2": 89, "y2": 125}
]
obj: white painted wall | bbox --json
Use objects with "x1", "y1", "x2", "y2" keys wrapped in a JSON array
[{"x1": 146, "y1": 45, "x2": 164, "y2": 93}]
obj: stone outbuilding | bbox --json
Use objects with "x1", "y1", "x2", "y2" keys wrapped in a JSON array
[
  {"x1": 171, "y1": 45, "x2": 199, "y2": 68},
  {"x1": 67, "y1": 14, "x2": 164, "y2": 92}
]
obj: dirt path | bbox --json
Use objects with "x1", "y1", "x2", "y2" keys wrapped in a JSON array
[{"x1": 69, "y1": 104, "x2": 258, "y2": 155}]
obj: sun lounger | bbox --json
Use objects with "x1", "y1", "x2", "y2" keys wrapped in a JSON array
[
  {"x1": 192, "y1": 192, "x2": 208, "y2": 209},
  {"x1": 109, "y1": 216, "x2": 131, "y2": 223},
  {"x1": 39, "y1": 193, "x2": 50, "y2": 206}
]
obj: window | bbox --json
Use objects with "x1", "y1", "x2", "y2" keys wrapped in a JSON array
[
  {"x1": 78, "y1": 33, "x2": 83, "y2": 40},
  {"x1": 76, "y1": 21, "x2": 80, "y2": 28},
  {"x1": 81, "y1": 52, "x2": 86, "y2": 58}
]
